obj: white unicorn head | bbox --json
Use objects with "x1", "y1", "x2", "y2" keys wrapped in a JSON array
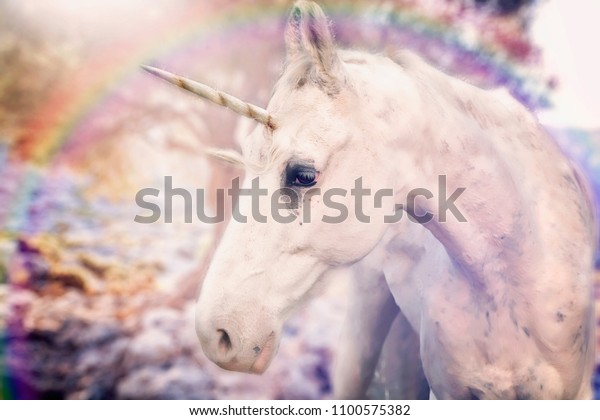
[{"x1": 149, "y1": 0, "x2": 404, "y2": 373}]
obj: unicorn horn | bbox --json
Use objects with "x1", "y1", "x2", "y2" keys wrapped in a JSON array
[{"x1": 141, "y1": 65, "x2": 276, "y2": 130}]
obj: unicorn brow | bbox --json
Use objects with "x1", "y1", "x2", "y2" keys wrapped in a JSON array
[{"x1": 141, "y1": 65, "x2": 277, "y2": 130}]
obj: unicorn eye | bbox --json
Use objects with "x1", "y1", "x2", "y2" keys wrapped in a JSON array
[{"x1": 286, "y1": 164, "x2": 319, "y2": 187}]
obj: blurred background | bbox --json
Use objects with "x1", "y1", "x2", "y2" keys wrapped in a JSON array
[{"x1": 0, "y1": 0, "x2": 598, "y2": 399}]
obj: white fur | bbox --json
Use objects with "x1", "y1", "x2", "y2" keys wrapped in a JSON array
[{"x1": 195, "y1": 1, "x2": 596, "y2": 399}]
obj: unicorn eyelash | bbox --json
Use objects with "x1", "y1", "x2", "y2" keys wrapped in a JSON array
[{"x1": 284, "y1": 162, "x2": 319, "y2": 188}]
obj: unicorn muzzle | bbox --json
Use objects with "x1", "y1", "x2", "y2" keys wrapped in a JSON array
[{"x1": 195, "y1": 313, "x2": 279, "y2": 374}]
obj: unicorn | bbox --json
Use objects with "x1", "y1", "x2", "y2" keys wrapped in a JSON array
[{"x1": 143, "y1": 1, "x2": 596, "y2": 399}]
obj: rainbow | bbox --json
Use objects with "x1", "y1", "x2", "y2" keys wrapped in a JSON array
[
  {"x1": 0, "y1": 2, "x2": 554, "y2": 237},
  {"x1": 8, "y1": 2, "x2": 549, "y2": 168}
]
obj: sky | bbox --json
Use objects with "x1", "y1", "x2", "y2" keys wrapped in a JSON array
[
  {"x1": 10, "y1": 0, "x2": 599, "y2": 130},
  {"x1": 532, "y1": 0, "x2": 600, "y2": 129}
]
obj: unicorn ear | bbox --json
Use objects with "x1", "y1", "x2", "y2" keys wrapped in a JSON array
[{"x1": 285, "y1": 1, "x2": 339, "y2": 79}]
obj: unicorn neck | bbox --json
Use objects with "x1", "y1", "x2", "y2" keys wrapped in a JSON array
[{"x1": 382, "y1": 51, "x2": 563, "y2": 282}]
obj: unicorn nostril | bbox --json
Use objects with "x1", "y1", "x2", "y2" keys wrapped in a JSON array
[{"x1": 217, "y1": 328, "x2": 232, "y2": 355}]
